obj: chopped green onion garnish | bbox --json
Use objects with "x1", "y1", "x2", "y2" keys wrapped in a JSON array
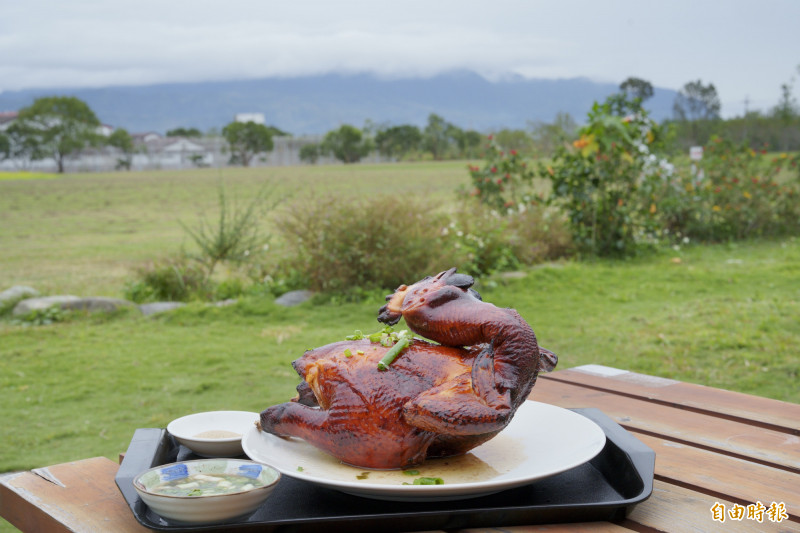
[
  {"x1": 402, "y1": 469, "x2": 420, "y2": 476},
  {"x1": 345, "y1": 330, "x2": 364, "y2": 340},
  {"x1": 377, "y1": 336, "x2": 410, "y2": 371},
  {"x1": 412, "y1": 477, "x2": 444, "y2": 485},
  {"x1": 343, "y1": 348, "x2": 352, "y2": 357}
]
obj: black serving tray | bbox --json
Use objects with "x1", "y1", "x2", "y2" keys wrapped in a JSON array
[{"x1": 115, "y1": 408, "x2": 654, "y2": 532}]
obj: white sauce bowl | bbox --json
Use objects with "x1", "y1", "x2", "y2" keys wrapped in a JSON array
[{"x1": 167, "y1": 411, "x2": 259, "y2": 457}]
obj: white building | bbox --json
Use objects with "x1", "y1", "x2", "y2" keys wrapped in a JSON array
[{"x1": 234, "y1": 113, "x2": 266, "y2": 125}]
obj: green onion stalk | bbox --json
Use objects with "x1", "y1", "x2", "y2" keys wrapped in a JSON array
[{"x1": 377, "y1": 335, "x2": 410, "y2": 371}]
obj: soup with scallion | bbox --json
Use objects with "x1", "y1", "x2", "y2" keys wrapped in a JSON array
[{"x1": 151, "y1": 473, "x2": 264, "y2": 496}]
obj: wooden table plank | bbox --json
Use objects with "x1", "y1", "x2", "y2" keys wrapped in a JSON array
[
  {"x1": 626, "y1": 479, "x2": 800, "y2": 533},
  {"x1": 541, "y1": 367, "x2": 800, "y2": 434},
  {"x1": 0, "y1": 457, "x2": 149, "y2": 533},
  {"x1": 532, "y1": 377, "x2": 800, "y2": 472},
  {"x1": 3, "y1": 368, "x2": 798, "y2": 533},
  {"x1": 635, "y1": 434, "x2": 799, "y2": 522}
]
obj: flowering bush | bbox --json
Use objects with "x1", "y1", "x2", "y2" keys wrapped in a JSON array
[
  {"x1": 540, "y1": 98, "x2": 670, "y2": 257},
  {"x1": 658, "y1": 138, "x2": 800, "y2": 241},
  {"x1": 444, "y1": 207, "x2": 519, "y2": 277},
  {"x1": 445, "y1": 201, "x2": 573, "y2": 278},
  {"x1": 466, "y1": 136, "x2": 538, "y2": 211}
]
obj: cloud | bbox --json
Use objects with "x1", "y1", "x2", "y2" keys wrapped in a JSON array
[{"x1": 1, "y1": 0, "x2": 799, "y2": 117}]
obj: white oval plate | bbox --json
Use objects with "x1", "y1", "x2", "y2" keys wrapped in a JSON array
[{"x1": 242, "y1": 401, "x2": 606, "y2": 501}]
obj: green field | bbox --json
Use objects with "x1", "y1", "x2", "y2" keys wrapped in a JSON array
[
  {"x1": 0, "y1": 162, "x2": 471, "y2": 296},
  {"x1": 1, "y1": 162, "x2": 798, "y2": 489}
]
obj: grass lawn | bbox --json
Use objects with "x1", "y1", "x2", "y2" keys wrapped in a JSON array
[
  {"x1": 1, "y1": 237, "x2": 798, "y2": 473},
  {"x1": 1, "y1": 163, "x2": 799, "y2": 533},
  {"x1": 0, "y1": 161, "x2": 472, "y2": 296}
]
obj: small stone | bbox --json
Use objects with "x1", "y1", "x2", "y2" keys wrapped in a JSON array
[
  {"x1": 61, "y1": 297, "x2": 135, "y2": 312},
  {"x1": 0, "y1": 286, "x2": 40, "y2": 306},
  {"x1": 138, "y1": 302, "x2": 186, "y2": 316},
  {"x1": 12, "y1": 296, "x2": 80, "y2": 316},
  {"x1": 275, "y1": 290, "x2": 314, "y2": 307}
]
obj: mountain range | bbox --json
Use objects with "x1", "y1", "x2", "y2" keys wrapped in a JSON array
[{"x1": 0, "y1": 71, "x2": 679, "y2": 135}]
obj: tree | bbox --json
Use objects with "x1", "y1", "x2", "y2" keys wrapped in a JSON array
[
  {"x1": 222, "y1": 121, "x2": 275, "y2": 166},
  {"x1": 299, "y1": 143, "x2": 321, "y2": 164},
  {"x1": 620, "y1": 77, "x2": 654, "y2": 102},
  {"x1": 772, "y1": 82, "x2": 798, "y2": 121},
  {"x1": 0, "y1": 131, "x2": 9, "y2": 163},
  {"x1": 492, "y1": 129, "x2": 535, "y2": 156},
  {"x1": 422, "y1": 113, "x2": 455, "y2": 160},
  {"x1": 15, "y1": 96, "x2": 102, "y2": 173},
  {"x1": 166, "y1": 127, "x2": 203, "y2": 138},
  {"x1": 528, "y1": 113, "x2": 578, "y2": 156},
  {"x1": 374, "y1": 124, "x2": 422, "y2": 159},
  {"x1": 605, "y1": 77, "x2": 656, "y2": 117},
  {"x1": 107, "y1": 128, "x2": 135, "y2": 170},
  {"x1": 673, "y1": 80, "x2": 721, "y2": 146},
  {"x1": 321, "y1": 124, "x2": 371, "y2": 163},
  {"x1": 3, "y1": 122, "x2": 41, "y2": 167},
  {"x1": 673, "y1": 80, "x2": 721, "y2": 122},
  {"x1": 770, "y1": 66, "x2": 799, "y2": 150},
  {"x1": 452, "y1": 128, "x2": 483, "y2": 158}
]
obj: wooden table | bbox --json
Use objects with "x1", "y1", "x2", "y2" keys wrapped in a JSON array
[{"x1": 2, "y1": 365, "x2": 798, "y2": 532}]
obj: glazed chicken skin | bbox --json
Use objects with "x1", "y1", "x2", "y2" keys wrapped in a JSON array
[{"x1": 258, "y1": 268, "x2": 557, "y2": 469}]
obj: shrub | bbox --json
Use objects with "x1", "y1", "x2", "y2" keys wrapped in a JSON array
[
  {"x1": 10, "y1": 306, "x2": 66, "y2": 326},
  {"x1": 272, "y1": 194, "x2": 453, "y2": 295},
  {"x1": 658, "y1": 138, "x2": 800, "y2": 242},
  {"x1": 445, "y1": 207, "x2": 519, "y2": 278},
  {"x1": 446, "y1": 201, "x2": 573, "y2": 277},
  {"x1": 124, "y1": 255, "x2": 211, "y2": 303},
  {"x1": 504, "y1": 205, "x2": 574, "y2": 264},
  {"x1": 181, "y1": 181, "x2": 278, "y2": 281},
  {"x1": 213, "y1": 278, "x2": 246, "y2": 301},
  {"x1": 541, "y1": 97, "x2": 671, "y2": 257},
  {"x1": 466, "y1": 136, "x2": 538, "y2": 211}
]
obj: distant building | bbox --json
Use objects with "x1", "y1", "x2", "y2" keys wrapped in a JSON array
[
  {"x1": 131, "y1": 132, "x2": 162, "y2": 144},
  {"x1": 96, "y1": 124, "x2": 114, "y2": 137},
  {"x1": 0, "y1": 111, "x2": 18, "y2": 131},
  {"x1": 234, "y1": 113, "x2": 265, "y2": 125}
]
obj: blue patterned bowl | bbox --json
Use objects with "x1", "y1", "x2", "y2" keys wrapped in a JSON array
[{"x1": 133, "y1": 459, "x2": 280, "y2": 524}]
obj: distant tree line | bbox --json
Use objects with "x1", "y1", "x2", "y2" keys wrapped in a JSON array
[
  {"x1": 299, "y1": 70, "x2": 799, "y2": 164},
  {"x1": 2, "y1": 66, "x2": 797, "y2": 172},
  {"x1": 298, "y1": 113, "x2": 578, "y2": 165},
  {"x1": 0, "y1": 97, "x2": 288, "y2": 172}
]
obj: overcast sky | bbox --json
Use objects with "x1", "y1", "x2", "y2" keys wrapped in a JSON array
[{"x1": 2, "y1": 0, "x2": 798, "y2": 117}]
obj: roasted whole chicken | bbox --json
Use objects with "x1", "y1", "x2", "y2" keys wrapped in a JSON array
[{"x1": 258, "y1": 268, "x2": 557, "y2": 469}]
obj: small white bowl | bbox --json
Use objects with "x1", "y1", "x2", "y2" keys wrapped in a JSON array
[
  {"x1": 133, "y1": 458, "x2": 280, "y2": 524},
  {"x1": 167, "y1": 411, "x2": 258, "y2": 457}
]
